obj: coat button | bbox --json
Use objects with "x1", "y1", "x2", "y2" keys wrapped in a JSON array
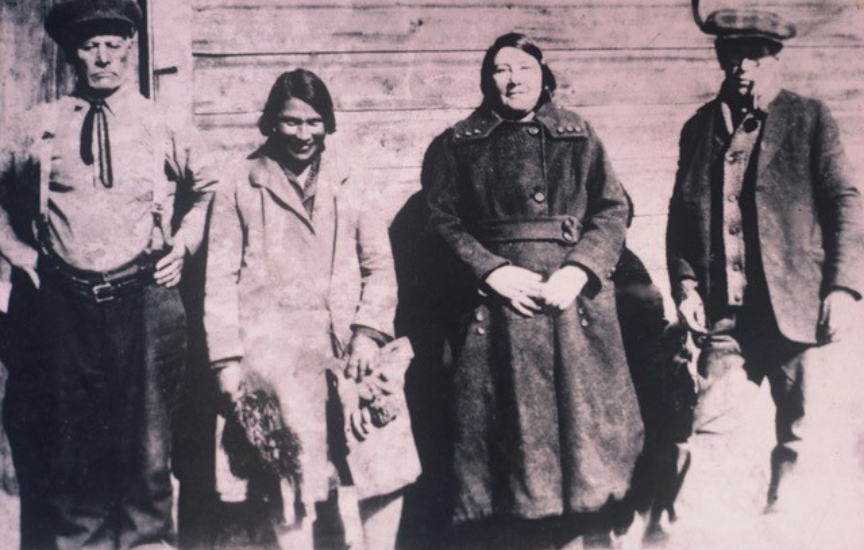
[
  {"x1": 727, "y1": 193, "x2": 738, "y2": 203},
  {"x1": 732, "y1": 261, "x2": 743, "y2": 272},
  {"x1": 573, "y1": 126, "x2": 582, "y2": 133},
  {"x1": 556, "y1": 126, "x2": 565, "y2": 134},
  {"x1": 725, "y1": 152, "x2": 738, "y2": 163},
  {"x1": 566, "y1": 125, "x2": 575, "y2": 132},
  {"x1": 477, "y1": 327, "x2": 486, "y2": 335},
  {"x1": 729, "y1": 225, "x2": 741, "y2": 235},
  {"x1": 527, "y1": 127, "x2": 540, "y2": 136},
  {"x1": 475, "y1": 311, "x2": 484, "y2": 322},
  {"x1": 533, "y1": 191, "x2": 546, "y2": 203},
  {"x1": 473, "y1": 128, "x2": 482, "y2": 135},
  {"x1": 577, "y1": 307, "x2": 585, "y2": 315},
  {"x1": 580, "y1": 318, "x2": 589, "y2": 328},
  {"x1": 731, "y1": 294, "x2": 743, "y2": 304}
]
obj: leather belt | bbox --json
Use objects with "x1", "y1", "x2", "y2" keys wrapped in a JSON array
[
  {"x1": 40, "y1": 252, "x2": 156, "y2": 304},
  {"x1": 474, "y1": 216, "x2": 581, "y2": 245}
]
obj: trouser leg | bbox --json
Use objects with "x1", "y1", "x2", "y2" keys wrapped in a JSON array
[
  {"x1": 118, "y1": 285, "x2": 186, "y2": 550},
  {"x1": 671, "y1": 324, "x2": 768, "y2": 545},
  {"x1": 3, "y1": 273, "x2": 56, "y2": 550},
  {"x1": 46, "y1": 279, "x2": 122, "y2": 550},
  {"x1": 3, "y1": 368, "x2": 56, "y2": 550},
  {"x1": 692, "y1": 334, "x2": 759, "y2": 435},
  {"x1": 765, "y1": 343, "x2": 814, "y2": 512}
]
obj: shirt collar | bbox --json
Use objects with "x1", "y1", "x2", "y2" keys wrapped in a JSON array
[{"x1": 71, "y1": 83, "x2": 140, "y2": 115}]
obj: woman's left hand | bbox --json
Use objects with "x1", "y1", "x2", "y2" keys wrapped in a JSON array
[
  {"x1": 345, "y1": 333, "x2": 381, "y2": 381},
  {"x1": 541, "y1": 265, "x2": 589, "y2": 312}
]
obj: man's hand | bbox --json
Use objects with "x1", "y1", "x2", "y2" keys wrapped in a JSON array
[
  {"x1": 4, "y1": 243, "x2": 40, "y2": 289},
  {"x1": 541, "y1": 265, "x2": 588, "y2": 312},
  {"x1": 819, "y1": 290, "x2": 860, "y2": 343},
  {"x1": 214, "y1": 359, "x2": 244, "y2": 406},
  {"x1": 345, "y1": 333, "x2": 381, "y2": 381},
  {"x1": 485, "y1": 265, "x2": 544, "y2": 317},
  {"x1": 154, "y1": 235, "x2": 186, "y2": 288},
  {"x1": 677, "y1": 280, "x2": 707, "y2": 334}
]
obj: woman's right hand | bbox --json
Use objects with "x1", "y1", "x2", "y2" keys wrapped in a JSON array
[
  {"x1": 214, "y1": 360, "x2": 244, "y2": 407},
  {"x1": 484, "y1": 265, "x2": 544, "y2": 317}
]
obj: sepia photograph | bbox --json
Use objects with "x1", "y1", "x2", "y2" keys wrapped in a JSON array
[{"x1": 1, "y1": 1, "x2": 863, "y2": 549}]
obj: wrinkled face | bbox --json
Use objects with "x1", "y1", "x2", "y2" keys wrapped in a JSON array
[
  {"x1": 492, "y1": 47, "x2": 544, "y2": 115},
  {"x1": 273, "y1": 98, "x2": 327, "y2": 162},
  {"x1": 74, "y1": 34, "x2": 132, "y2": 93},
  {"x1": 717, "y1": 40, "x2": 780, "y2": 97}
]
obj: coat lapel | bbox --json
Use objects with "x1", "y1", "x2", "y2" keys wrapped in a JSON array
[
  {"x1": 757, "y1": 90, "x2": 795, "y2": 179},
  {"x1": 248, "y1": 152, "x2": 315, "y2": 233}
]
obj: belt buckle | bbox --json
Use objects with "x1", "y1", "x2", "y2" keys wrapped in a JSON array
[{"x1": 92, "y1": 281, "x2": 115, "y2": 303}]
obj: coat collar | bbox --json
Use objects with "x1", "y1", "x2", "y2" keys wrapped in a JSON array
[
  {"x1": 452, "y1": 102, "x2": 588, "y2": 143},
  {"x1": 756, "y1": 89, "x2": 797, "y2": 176},
  {"x1": 247, "y1": 144, "x2": 345, "y2": 232}
]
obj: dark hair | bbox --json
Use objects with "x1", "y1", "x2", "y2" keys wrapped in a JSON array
[
  {"x1": 480, "y1": 33, "x2": 557, "y2": 109},
  {"x1": 258, "y1": 69, "x2": 336, "y2": 136}
]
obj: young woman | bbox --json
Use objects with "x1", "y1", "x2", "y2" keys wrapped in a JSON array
[{"x1": 204, "y1": 69, "x2": 400, "y2": 549}]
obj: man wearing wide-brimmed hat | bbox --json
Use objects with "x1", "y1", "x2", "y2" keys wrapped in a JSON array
[
  {"x1": 666, "y1": 0, "x2": 863, "y2": 534},
  {"x1": 0, "y1": 1, "x2": 217, "y2": 548}
]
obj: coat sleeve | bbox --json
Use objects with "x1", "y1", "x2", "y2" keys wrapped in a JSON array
[
  {"x1": 563, "y1": 123, "x2": 629, "y2": 289},
  {"x1": 351, "y1": 185, "x2": 398, "y2": 340},
  {"x1": 165, "y1": 123, "x2": 219, "y2": 256},
  {"x1": 203, "y1": 178, "x2": 245, "y2": 365},
  {"x1": 811, "y1": 100, "x2": 864, "y2": 297},
  {"x1": 424, "y1": 131, "x2": 510, "y2": 282},
  {"x1": 666, "y1": 119, "x2": 699, "y2": 304}
]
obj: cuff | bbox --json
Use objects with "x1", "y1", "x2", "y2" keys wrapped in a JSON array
[{"x1": 351, "y1": 325, "x2": 391, "y2": 346}]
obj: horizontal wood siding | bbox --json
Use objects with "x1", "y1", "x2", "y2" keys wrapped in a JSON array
[{"x1": 190, "y1": 0, "x2": 864, "y2": 314}]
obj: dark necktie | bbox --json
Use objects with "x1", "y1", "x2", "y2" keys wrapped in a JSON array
[{"x1": 80, "y1": 98, "x2": 113, "y2": 188}]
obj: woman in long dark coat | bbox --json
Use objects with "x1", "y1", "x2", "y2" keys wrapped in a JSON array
[{"x1": 424, "y1": 33, "x2": 644, "y2": 548}]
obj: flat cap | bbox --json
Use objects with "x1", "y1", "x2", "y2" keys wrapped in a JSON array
[
  {"x1": 45, "y1": 0, "x2": 143, "y2": 48},
  {"x1": 702, "y1": 9, "x2": 796, "y2": 42}
]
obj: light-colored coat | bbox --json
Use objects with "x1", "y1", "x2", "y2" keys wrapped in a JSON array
[{"x1": 204, "y1": 145, "x2": 397, "y2": 502}]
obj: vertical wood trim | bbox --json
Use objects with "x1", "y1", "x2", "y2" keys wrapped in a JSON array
[{"x1": 140, "y1": 0, "x2": 155, "y2": 99}]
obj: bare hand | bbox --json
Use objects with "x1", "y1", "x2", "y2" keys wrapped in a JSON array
[
  {"x1": 350, "y1": 407, "x2": 373, "y2": 441},
  {"x1": 5, "y1": 244, "x2": 40, "y2": 289},
  {"x1": 819, "y1": 290, "x2": 859, "y2": 343},
  {"x1": 154, "y1": 236, "x2": 186, "y2": 288},
  {"x1": 541, "y1": 265, "x2": 588, "y2": 312},
  {"x1": 485, "y1": 265, "x2": 544, "y2": 317},
  {"x1": 345, "y1": 333, "x2": 381, "y2": 381},
  {"x1": 677, "y1": 281, "x2": 707, "y2": 334},
  {"x1": 214, "y1": 360, "x2": 244, "y2": 405}
]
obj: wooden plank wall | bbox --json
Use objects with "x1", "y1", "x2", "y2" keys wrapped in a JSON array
[
  {"x1": 189, "y1": 1, "x2": 864, "y2": 308},
  {"x1": 0, "y1": 0, "x2": 68, "y2": 141}
]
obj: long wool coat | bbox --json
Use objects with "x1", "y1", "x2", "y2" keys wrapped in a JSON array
[
  {"x1": 666, "y1": 90, "x2": 864, "y2": 343},
  {"x1": 204, "y1": 145, "x2": 397, "y2": 503},
  {"x1": 425, "y1": 101, "x2": 644, "y2": 523}
]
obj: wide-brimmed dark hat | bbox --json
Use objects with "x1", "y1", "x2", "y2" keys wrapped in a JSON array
[
  {"x1": 45, "y1": 0, "x2": 143, "y2": 48},
  {"x1": 702, "y1": 9, "x2": 796, "y2": 44}
]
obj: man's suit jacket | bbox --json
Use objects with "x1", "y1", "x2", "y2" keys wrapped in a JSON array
[{"x1": 667, "y1": 89, "x2": 863, "y2": 344}]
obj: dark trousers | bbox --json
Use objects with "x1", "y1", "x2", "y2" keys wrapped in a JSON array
[{"x1": 4, "y1": 269, "x2": 186, "y2": 549}]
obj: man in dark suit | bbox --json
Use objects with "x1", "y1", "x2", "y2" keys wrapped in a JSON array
[{"x1": 666, "y1": 6, "x2": 863, "y2": 518}]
